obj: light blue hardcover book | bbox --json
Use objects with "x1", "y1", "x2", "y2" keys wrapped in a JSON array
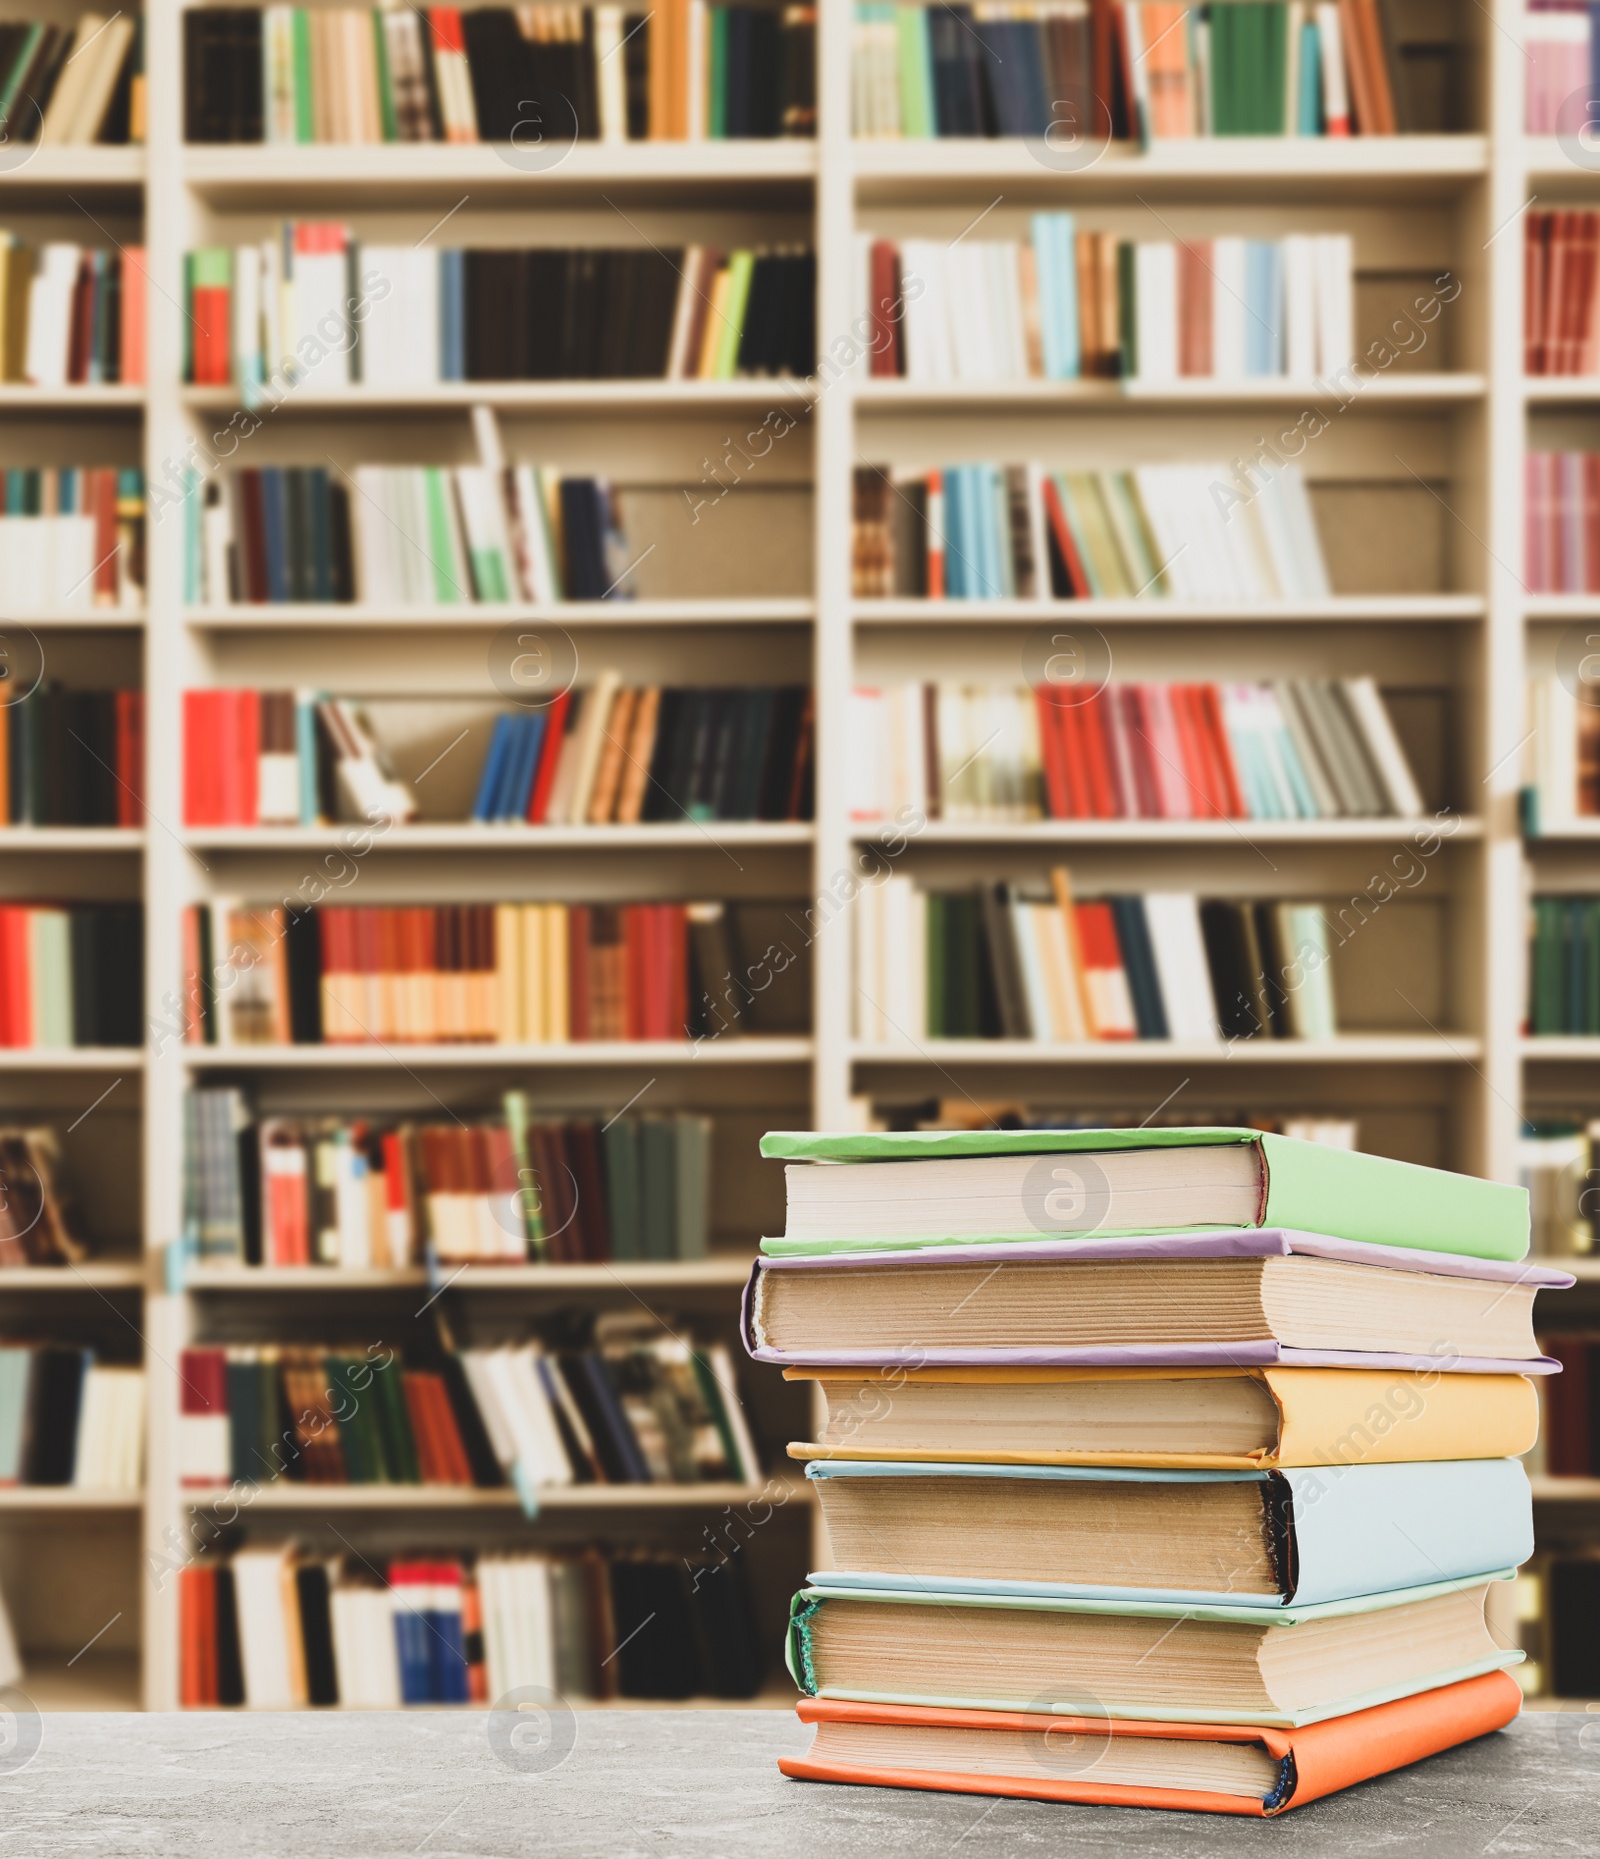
[
  {"x1": 943, "y1": 465, "x2": 967, "y2": 597},
  {"x1": 805, "y1": 1458, "x2": 1533, "y2": 1609},
  {"x1": 1246, "y1": 242, "x2": 1285, "y2": 375},
  {"x1": 295, "y1": 694, "x2": 319, "y2": 824},
  {"x1": 0, "y1": 1349, "x2": 29, "y2": 1483},
  {"x1": 1298, "y1": 19, "x2": 1323, "y2": 135}
]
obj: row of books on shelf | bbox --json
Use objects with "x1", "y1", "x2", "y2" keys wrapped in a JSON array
[
  {"x1": 182, "y1": 680, "x2": 814, "y2": 828},
  {"x1": 0, "y1": 905, "x2": 142, "y2": 1048},
  {"x1": 179, "y1": 1543, "x2": 764, "y2": 1708},
  {"x1": 186, "y1": 1088, "x2": 713, "y2": 1267},
  {"x1": 0, "y1": 13, "x2": 142, "y2": 146},
  {"x1": 0, "y1": 687, "x2": 142, "y2": 828},
  {"x1": 0, "y1": 468, "x2": 143, "y2": 609},
  {"x1": 849, "y1": 676, "x2": 1423, "y2": 823},
  {"x1": 184, "y1": 2, "x2": 814, "y2": 145},
  {"x1": 852, "y1": 0, "x2": 1418, "y2": 140},
  {"x1": 1525, "y1": 6, "x2": 1600, "y2": 134},
  {"x1": 859, "y1": 226, "x2": 1354, "y2": 384},
  {"x1": 1542, "y1": 1337, "x2": 1600, "y2": 1475},
  {"x1": 184, "y1": 897, "x2": 805, "y2": 1046},
  {"x1": 191, "y1": 465, "x2": 631, "y2": 607},
  {"x1": 856, "y1": 872, "x2": 1339, "y2": 1042},
  {"x1": 1525, "y1": 451, "x2": 1600, "y2": 593},
  {"x1": 1529, "y1": 895, "x2": 1600, "y2": 1035},
  {"x1": 0, "y1": 1348, "x2": 142, "y2": 1490},
  {"x1": 187, "y1": 234, "x2": 814, "y2": 388},
  {"x1": 179, "y1": 1328, "x2": 760, "y2": 1491},
  {"x1": 1524, "y1": 211, "x2": 1600, "y2": 377},
  {"x1": 0, "y1": 241, "x2": 146, "y2": 387},
  {"x1": 851, "y1": 461, "x2": 1331, "y2": 602}
]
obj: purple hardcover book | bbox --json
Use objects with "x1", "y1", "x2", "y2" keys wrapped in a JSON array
[{"x1": 740, "y1": 1228, "x2": 1574, "y2": 1371}]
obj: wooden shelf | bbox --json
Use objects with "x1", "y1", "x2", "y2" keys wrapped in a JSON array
[
  {"x1": 1525, "y1": 821, "x2": 1600, "y2": 843},
  {"x1": 1522, "y1": 1039, "x2": 1600, "y2": 1061},
  {"x1": 0, "y1": 146, "x2": 143, "y2": 189},
  {"x1": 1524, "y1": 378, "x2": 1600, "y2": 403},
  {"x1": 182, "y1": 380, "x2": 814, "y2": 414},
  {"x1": 183, "y1": 139, "x2": 816, "y2": 201},
  {"x1": 855, "y1": 373, "x2": 1485, "y2": 410},
  {"x1": 186, "y1": 1258, "x2": 755, "y2": 1290},
  {"x1": 1523, "y1": 596, "x2": 1600, "y2": 620},
  {"x1": 0, "y1": 1048, "x2": 142, "y2": 1071},
  {"x1": 186, "y1": 599, "x2": 814, "y2": 629},
  {"x1": 1530, "y1": 1477, "x2": 1600, "y2": 1502},
  {"x1": 856, "y1": 819, "x2": 1480, "y2": 845},
  {"x1": 187, "y1": 823, "x2": 814, "y2": 852},
  {"x1": 854, "y1": 1036, "x2": 1484, "y2": 1065},
  {"x1": 0, "y1": 828, "x2": 144, "y2": 852},
  {"x1": 852, "y1": 135, "x2": 1488, "y2": 191},
  {"x1": 183, "y1": 1039, "x2": 813, "y2": 1068},
  {"x1": 182, "y1": 1480, "x2": 810, "y2": 1510},
  {"x1": 0, "y1": 1263, "x2": 146, "y2": 1289},
  {"x1": 0, "y1": 385, "x2": 143, "y2": 410},
  {"x1": 853, "y1": 596, "x2": 1485, "y2": 624},
  {"x1": 0, "y1": 608, "x2": 143, "y2": 629},
  {"x1": 0, "y1": 1488, "x2": 141, "y2": 1509}
]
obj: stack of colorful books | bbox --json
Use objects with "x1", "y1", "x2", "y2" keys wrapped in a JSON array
[{"x1": 743, "y1": 1126, "x2": 1568, "y2": 1817}]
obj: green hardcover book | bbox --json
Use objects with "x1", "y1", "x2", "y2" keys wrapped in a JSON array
[
  {"x1": 638, "y1": 1118, "x2": 677, "y2": 1261},
  {"x1": 712, "y1": 249, "x2": 756, "y2": 379},
  {"x1": 422, "y1": 468, "x2": 466, "y2": 601},
  {"x1": 601, "y1": 1117, "x2": 641, "y2": 1260},
  {"x1": 372, "y1": 9, "x2": 397, "y2": 142},
  {"x1": 0, "y1": 25, "x2": 43, "y2": 128},
  {"x1": 1207, "y1": 2, "x2": 1235, "y2": 135},
  {"x1": 896, "y1": 4, "x2": 935, "y2": 138},
  {"x1": 926, "y1": 893, "x2": 946, "y2": 1037},
  {"x1": 372, "y1": 1360, "x2": 421, "y2": 1483},
  {"x1": 1533, "y1": 898, "x2": 1563, "y2": 1035},
  {"x1": 322, "y1": 1355, "x2": 373, "y2": 1482},
  {"x1": 1586, "y1": 900, "x2": 1600, "y2": 1034},
  {"x1": 1116, "y1": 241, "x2": 1136, "y2": 377},
  {"x1": 1258, "y1": 0, "x2": 1289, "y2": 134},
  {"x1": 708, "y1": 3, "x2": 727, "y2": 138},
  {"x1": 756, "y1": 1125, "x2": 1532, "y2": 1261},
  {"x1": 501, "y1": 1089, "x2": 546, "y2": 1260},
  {"x1": 292, "y1": 8, "x2": 314, "y2": 144},
  {"x1": 674, "y1": 1114, "x2": 710, "y2": 1259}
]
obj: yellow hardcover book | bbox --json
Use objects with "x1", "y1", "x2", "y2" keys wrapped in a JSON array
[
  {"x1": 494, "y1": 903, "x2": 522, "y2": 1043},
  {"x1": 518, "y1": 904, "x2": 543, "y2": 1042},
  {"x1": 782, "y1": 1365, "x2": 1541, "y2": 1471},
  {"x1": 545, "y1": 902, "x2": 570, "y2": 1040}
]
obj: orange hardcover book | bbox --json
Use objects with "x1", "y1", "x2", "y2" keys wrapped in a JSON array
[{"x1": 781, "y1": 1672, "x2": 1522, "y2": 1816}]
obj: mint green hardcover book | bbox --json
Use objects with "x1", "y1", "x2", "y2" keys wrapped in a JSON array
[{"x1": 758, "y1": 1126, "x2": 1529, "y2": 1261}]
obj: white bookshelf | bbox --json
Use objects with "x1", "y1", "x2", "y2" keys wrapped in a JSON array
[{"x1": 0, "y1": 0, "x2": 1586, "y2": 1711}]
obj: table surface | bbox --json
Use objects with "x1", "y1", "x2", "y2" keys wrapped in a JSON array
[{"x1": 0, "y1": 1709, "x2": 1597, "y2": 1857}]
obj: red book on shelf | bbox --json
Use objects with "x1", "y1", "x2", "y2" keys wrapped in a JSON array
[
  {"x1": 1077, "y1": 690, "x2": 1119, "y2": 818},
  {"x1": 623, "y1": 905, "x2": 649, "y2": 1040},
  {"x1": 91, "y1": 468, "x2": 121, "y2": 603},
  {"x1": 182, "y1": 691, "x2": 211, "y2": 826},
  {"x1": 1164, "y1": 685, "x2": 1217, "y2": 817},
  {"x1": 179, "y1": 1564, "x2": 218, "y2": 1708},
  {"x1": 1192, "y1": 684, "x2": 1247, "y2": 816},
  {"x1": 1526, "y1": 215, "x2": 1551, "y2": 376},
  {"x1": 233, "y1": 688, "x2": 260, "y2": 826},
  {"x1": 115, "y1": 690, "x2": 144, "y2": 826},
  {"x1": 868, "y1": 240, "x2": 903, "y2": 378},
  {"x1": 1034, "y1": 689, "x2": 1072, "y2": 819},
  {"x1": 526, "y1": 690, "x2": 570, "y2": 822},
  {"x1": 120, "y1": 247, "x2": 148, "y2": 385},
  {"x1": 1055, "y1": 700, "x2": 1094, "y2": 817},
  {"x1": 0, "y1": 908, "x2": 25, "y2": 1047},
  {"x1": 924, "y1": 470, "x2": 945, "y2": 599},
  {"x1": 1040, "y1": 475, "x2": 1091, "y2": 599},
  {"x1": 1177, "y1": 240, "x2": 1213, "y2": 376},
  {"x1": 1074, "y1": 899, "x2": 1136, "y2": 1040},
  {"x1": 1115, "y1": 688, "x2": 1161, "y2": 817},
  {"x1": 1543, "y1": 1338, "x2": 1593, "y2": 1474}
]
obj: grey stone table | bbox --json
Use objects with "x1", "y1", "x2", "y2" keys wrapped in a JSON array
[{"x1": 0, "y1": 1710, "x2": 1597, "y2": 1858}]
